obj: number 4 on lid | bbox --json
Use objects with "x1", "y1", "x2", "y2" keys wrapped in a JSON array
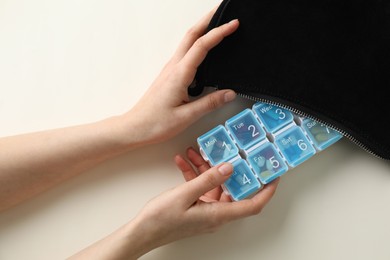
[{"x1": 223, "y1": 159, "x2": 261, "y2": 201}]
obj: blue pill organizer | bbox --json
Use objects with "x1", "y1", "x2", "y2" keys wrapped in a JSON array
[{"x1": 197, "y1": 102, "x2": 343, "y2": 201}]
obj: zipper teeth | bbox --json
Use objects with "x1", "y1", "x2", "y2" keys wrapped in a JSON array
[{"x1": 237, "y1": 92, "x2": 384, "y2": 159}]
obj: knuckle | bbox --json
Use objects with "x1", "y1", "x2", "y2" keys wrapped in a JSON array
[
  {"x1": 170, "y1": 64, "x2": 192, "y2": 86},
  {"x1": 194, "y1": 38, "x2": 206, "y2": 50},
  {"x1": 210, "y1": 26, "x2": 224, "y2": 37},
  {"x1": 207, "y1": 95, "x2": 220, "y2": 111},
  {"x1": 250, "y1": 202, "x2": 264, "y2": 215},
  {"x1": 172, "y1": 63, "x2": 186, "y2": 76},
  {"x1": 170, "y1": 63, "x2": 185, "y2": 78},
  {"x1": 205, "y1": 172, "x2": 218, "y2": 188},
  {"x1": 252, "y1": 206, "x2": 263, "y2": 215},
  {"x1": 186, "y1": 26, "x2": 200, "y2": 39}
]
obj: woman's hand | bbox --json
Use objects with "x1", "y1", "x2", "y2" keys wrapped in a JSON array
[
  {"x1": 128, "y1": 148, "x2": 280, "y2": 257},
  {"x1": 123, "y1": 9, "x2": 239, "y2": 146},
  {"x1": 70, "y1": 148, "x2": 279, "y2": 260}
]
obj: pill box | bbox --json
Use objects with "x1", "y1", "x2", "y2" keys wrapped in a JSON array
[{"x1": 197, "y1": 102, "x2": 343, "y2": 201}]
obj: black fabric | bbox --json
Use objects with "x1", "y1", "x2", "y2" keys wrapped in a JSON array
[{"x1": 193, "y1": 0, "x2": 390, "y2": 160}]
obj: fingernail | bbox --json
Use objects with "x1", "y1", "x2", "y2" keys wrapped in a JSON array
[
  {"x1": 229, "y1": 19, "x2": 239, "y2": 24},
  {"x1": 218, "y1": 163, "x2": 233, "y2": 176},
  {"x1": 224, "y1": 91, "x2": 236, "y2": 103}
]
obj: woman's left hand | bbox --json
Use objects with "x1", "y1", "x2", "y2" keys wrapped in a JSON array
[
  {"x1": 123, "y1": 8, "x2": 239, "y2": 145},
  {"x1": 127, "y1": 148, "x2": 280, "y2": 256}
]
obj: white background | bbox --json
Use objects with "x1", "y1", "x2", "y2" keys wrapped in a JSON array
[{"x1": 1, "y1": 1, "x2": 390, "y2": 259}]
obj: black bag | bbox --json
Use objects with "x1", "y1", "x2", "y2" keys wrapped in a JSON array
[{"x1": 191, "y1": 0, "x2": 390, "y2": 160}]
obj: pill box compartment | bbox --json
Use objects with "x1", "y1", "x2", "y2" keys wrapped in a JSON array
[{"x1": 197, "y1": 102, "x2": 343, "y2": 201}]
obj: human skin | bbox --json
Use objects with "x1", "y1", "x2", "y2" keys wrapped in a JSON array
[
  {"x1": 0, "y1": 7, "x2": 236, "y2": 212},
  {"x1": 0, "y1": 7, "x2": 280, "y2": 259},
  {"x1": 70, "y1": 148, "x2": 279, "y2": 259}
]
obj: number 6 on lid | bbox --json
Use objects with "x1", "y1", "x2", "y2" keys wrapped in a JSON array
[{"x1": 274, "y1": 126, "x2": 316, "y2": 167}]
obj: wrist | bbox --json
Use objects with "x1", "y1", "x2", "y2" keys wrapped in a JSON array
[
  {"x1": 118, "y1": 108, "x2": 165, "y2": 147},
  {"x1": 120, "y1": 216, "x2": 160, "y2": 259},
  {"x1": 101, "y1": 112, "x2": 151, "y2": 152},
  {"x1": 69, "y1": 216, "x2": 155, "y2": 260}
]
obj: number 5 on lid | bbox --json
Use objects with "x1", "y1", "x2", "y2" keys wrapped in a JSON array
[{"x1": 247, "y1": 142, "x2": 288, "y2": 184}]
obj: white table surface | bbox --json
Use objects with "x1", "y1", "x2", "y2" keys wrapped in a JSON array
[{"x1": 1, "y1": 1, "x2": 390, "y2": 259}]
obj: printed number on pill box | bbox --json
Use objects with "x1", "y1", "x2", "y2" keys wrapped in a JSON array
[{"x1": 197, "y1": 102, "x2": 343, "y2": 201}]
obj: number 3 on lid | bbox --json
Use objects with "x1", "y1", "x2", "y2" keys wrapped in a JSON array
[{"x1": 253, "y1": 102, "x2": 294, "y2": 133}]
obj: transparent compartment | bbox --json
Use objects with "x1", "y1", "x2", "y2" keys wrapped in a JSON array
[
  {"x1": 196, "y1": 102, "x2": 342, "y2": 201},
  {"x1": 246, "y1": 142, "x2": 288, "y2": 184},
  {"x1": 223, "y1": 159, "x2": 262, "y2": 201},
  {"x1": 274, "y1": 126, "x2": 316, "y2": 167},
  {"x1": 197, "y1": 125, "x2": 239, "y2": 166},
  {"x1": 225, "y1": 109, "x2": 266, "y2": 150},
  {"x1": 252, "y1": 102, "x2": 294, "y2": 133},
  {"x1": 301, "y1": 118, "x2": 343, "y2": 150}
]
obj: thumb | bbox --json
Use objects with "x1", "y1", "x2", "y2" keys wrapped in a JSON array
[
  {"x1": 179, "y1": 162, "x2": 234, "y2": 205},
  {"x1": 180, "y1": 90, "x2": 236, "y2": 123}
]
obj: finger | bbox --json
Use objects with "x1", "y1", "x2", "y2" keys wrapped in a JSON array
[
  {"x1": 203, "y1": 185, "x2": 224, "y2": 202},
  {"x1": 175, "y1": 150, "x2": 222, "y2": 201},
  {"x1": 199, "y1": 195, "x2": 218, "y2": 203},
  {"x1": 177, "y1": 162, "x2": 234, "y2": 206},
  {"x1": 171, "y1": 6, "x2": 219, "y2": 62},
  {"x1": 174, "y1": 154, "x2": 198, "y2": 182},
  {"x1": 179, "y1": 19, "x2": 239, "y2": 75},
  {"x1": 186, "y1": 147, "x2": 210, "y2": 174},
  {"x1": 177, "y1": 89, "x2": 236, "y2": 125},
  {"x1": 220, "y1": 192, "x2": 232, "y2": 202},
  {"x1": 215, "y1": 178, "x2": 280, "y2": 221},
  {"x1": 186, "y1": 147, "x2": 223, "y2": 200}
]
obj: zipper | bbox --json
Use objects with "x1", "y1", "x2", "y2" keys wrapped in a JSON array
[{"x1": 236, "y1": 91, "x2": 384, "y2": 160}]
